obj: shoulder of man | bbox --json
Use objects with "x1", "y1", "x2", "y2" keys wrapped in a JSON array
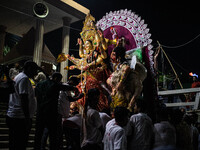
[{"x1": 14, "y1": 72, "x2": 28, "y2": 81}]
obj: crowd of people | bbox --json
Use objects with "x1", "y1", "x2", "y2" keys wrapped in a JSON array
[{"x1": 0, "y1": 60, "x2": 200, "y2": 150}]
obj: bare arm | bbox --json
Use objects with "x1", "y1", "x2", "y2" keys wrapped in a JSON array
[
  {"x1": 60, "y1": 84, "x2": 77, "y2": 91},
  {"x1": 67, "y1": 93, "x2": 84, "y2": 102}
]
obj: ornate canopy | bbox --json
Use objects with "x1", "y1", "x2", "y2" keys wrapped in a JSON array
[{"x1": 96, "y1": 9, "x2": 154, "y2": 72}]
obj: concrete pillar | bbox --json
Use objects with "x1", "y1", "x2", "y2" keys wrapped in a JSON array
[
  {"x1": 33, "y1": 19, "x2": 44, "y2": 67},
  {"x1": 60, "y1": 17, "x2": 71, "y2": 82},
  {"x1": 0, "y1": 25, "x2": 6, "y2": 63}
]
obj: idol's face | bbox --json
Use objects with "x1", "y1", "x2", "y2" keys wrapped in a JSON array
[
  {"x1": 110, "y1": 51, "x2": 117, "y2": 63},
  {"x1": 85, "y1": 40, "x2": 93, "y2": 51}
]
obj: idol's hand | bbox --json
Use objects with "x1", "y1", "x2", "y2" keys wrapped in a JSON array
[
  {"x1": 128, "y1": 96, "x2": 135, "y2": 112},
  {"x1": 90, "y1": 21, "x2": 95, "y2": 28},
  {"x1": 111, "y1": 88, "x2": 116, "y2": 96},
  {"x1": 97, "y1": 29, "x2": 103, "y2": 37},
  {"x1": 83, "y1": 65, "x2": 90, "y2": 71},
  {"x1": 77, "y1": 38, "x2": 82, "y2": 45}
]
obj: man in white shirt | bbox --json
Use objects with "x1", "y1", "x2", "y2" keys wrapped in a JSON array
[
  {"x1": 57, "y1": 80, "x2": 84, "y2": 149},
  {"x1": 81, "y1": 88, "x2": 103, "y2": 150},
  {"x1": 153, "y1": 107, "x2": 176, "y2": 149},
  {"x1": 9, "y1": 62, "x2": 20, "y2": 80},
  {"x1": 6, "y1": 61, "x2": 39, "y2": 150},
  {"x1": 128, "y1": 97, "x2": 154, "y2": 150},
  {"x1": 103, "y1": 106, "x2": 129, "y2": 150}
]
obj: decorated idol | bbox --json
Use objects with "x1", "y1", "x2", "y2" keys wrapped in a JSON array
[
  {"x1": 96, "y1": 9, "x2": 154, "y2": 111},
  {"x1": 58, "y1": 14, "x2": 110, "y2": 111},
  {"x1": 58, "y1": 9, "x2": 155, "y2": 113}
]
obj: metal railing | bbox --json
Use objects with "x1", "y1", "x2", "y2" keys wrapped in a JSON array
[{"x1": 158, "y1": 87, "x2": 200, "y2": 110}]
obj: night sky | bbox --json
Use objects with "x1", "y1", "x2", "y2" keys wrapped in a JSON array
[{"x1": 45, "y1": 0, "x2": 200, "y2": 84}]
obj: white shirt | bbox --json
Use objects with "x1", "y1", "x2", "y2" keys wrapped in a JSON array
[
  {"x1": 103, "y1": 118, "x2": 127, "y2": 150},
  {"x1": 99, "y1": 112, "x2": 111, "y2": 130},
  {"x1": 7, "y1": 72, "x2": 37, "y2": 118},
  {"x1": 128, "y1": 113, "x2": 154, "y2": 150},
  {"x1": 154, "y1": 121, "x2": 176, "y2": 148},
  {"x1": 84, "y1": 107, "x2": 103, "y2": 145},
  {"x1": 66, "y1": 114, "x2": 82, "y2": 128},
  {"x1": 105, "y1": 118, "x2": 132, "y2": 136}
]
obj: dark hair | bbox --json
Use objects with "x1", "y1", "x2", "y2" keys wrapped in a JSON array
[
  {"x1": 193, "y1": 76, "x2": 199, "y2": 81},
  {"x1": 84, "y1": 88, "x2": 100, "y2": 114},
  {"x1": 52, "y1": 72, "x2": 62, "y2": 81},
  {"x1": 87, "y1": 88, "x2": 100, "y2": 104},
  {"x1": 113, "y1": 46, "x2": 126, "y2": 63},
  {"x1": 23, "y1": 61, "x2": 38, "y2": 70},
  {"x1": 156, "y1": 106, "x2": 169, "y2": 122},
  {"x1": 170, "y1": 109, "x2": 184, "y2": 125},
  {"x1": 114, "y1": 106, "x2": 129, "y2": 124},
  {"x1": 69, "y1": 76, "x2": 80, "y2": 86},
  {"x1": 135, "y1": 97, "x2": 146, "y2": 113}
]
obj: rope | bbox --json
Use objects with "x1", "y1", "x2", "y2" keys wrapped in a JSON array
[
  {"x1": 157, "y1": 41, "x2": 184, "y2": 89},
  {"x1": 161, "y1": 33, "x2": 200, "y2": 49}
]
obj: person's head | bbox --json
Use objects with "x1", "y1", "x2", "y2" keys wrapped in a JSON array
[
  {"x1": 87, "y1": 88, "x2": 100, "y2": 109},
  {"x1": 193, "y1": 76, "x2": 198, "y2": 82},
  {"x1": 117, "y1": 37, "x2": 126, "y2": 47},
  {"x1": 187, "y1": 112, "x2": 199, "y2": 125},
  {"x1": 170, "y1": 108, "x2": 184, "y2": 125},
  {"x1": 183, "y1": 113, "x2": 193, "y2": 126},
  {"x1": 14, "y1": 62, "x2": 20, "y2": 69},
  {"x1": 114, "y1": 106, "x2": 129, "y2": 127},
  {"x1": 41, "y1": 65, "x2": 45, "y2": 70},
  {"x1": 134, "y1": 97, "x2": 146, "y2": 114},
  {"x1": 110, "y1": 46, "x2": 126, "y2": 63},
  {"x1": 68, "y1": 76, "x2": 80, "y2": 86},
  {"x1": 52, "y1": 72, "x2": 62, "y2": 83},
  {"x1": 23, "y1": 61, "x2": 39, "y2": 78},
  {"x1": 156, "y1": 105, "x2": 169, "y2": 122}
]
